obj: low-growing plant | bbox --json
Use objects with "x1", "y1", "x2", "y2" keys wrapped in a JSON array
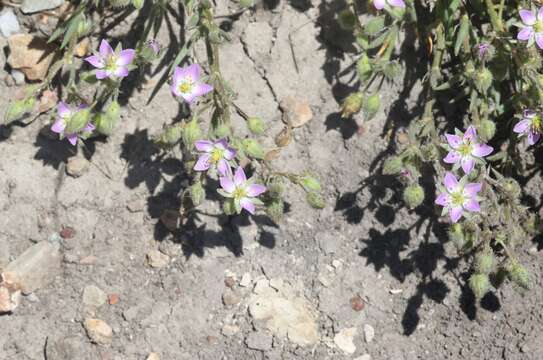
[
  {"x1": 339, "y1": 0, "x2": 542, "y2": 300},
  {"x1": 3, "y1": 0, "x2": 325, "y2": 226}
]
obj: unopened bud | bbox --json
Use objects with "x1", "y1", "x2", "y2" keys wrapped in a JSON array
[
  {"x1": 474, "y1": 251, "x2": 494, "y2": 275},
  {"x1": 306, "y1": 191, "x2": 325, "y2": 209},
  {"x1": 132, "y1": 0, "x2": 144, "y2": 9},
  {"x1": 479, "y1": 119, "x2": 496, "y2": 142},
  {"x1": 190, "y1": 182, "x2": 205, "y2": 206},
  {"x1": 300, "y1": 173, "x2": 321, "y2": 192},
  {"x1": 4, "y1": 97, "x2": 35, "y2": 124},
  {"x1": 469, "y1": 273, "x2": 490, "y2": 299},
  {"x1": 501, "y1": 178, "x2": 521, "y2": 199},
  {"x1": 475, "y1": 68, "x2": 493, "y2": 94},
  {"x1": 356, "y1": 54, "x2": 372, "y2": 82},
  {"x1": 247, "y1": 117, "x2": 266, "y2": 135},
  {"x1": 403, "y1": 184, "x2": 424, "y2": 209},
  {"x1": 96, "y1": 101, "x2": 120, "y2": 136},
  {"x1": 266, "y1": 198, "x2": 284, "y2": 223},
  {"x1": 341, "y1": 92, "x2": 364, "y2": 118},
  {"x1": 448, "y1": 223, "x2": 465, "y2": 249},
  {"x1": 243, "y1": 139, "x2": 265, "y2": 159},
  {"x1": 239, "y1": 0, "x2": 254, "y2": 7},
  {"x1": 338, "y1": 9, "x2": 357, "y2": 30},
  {"x1": 363, "y1": 93, "x2": 380, "y2": 120},
  {"x1": 382, "y1": 156, "x2": 403, "y2": 175},
  {"x1": 155, "y1": 123, "x2": 183, "y2": 147},
  {"x1": 65, "y1": 108, "x2": 91, "y2": 134},
  {"x1": 213, "y1": 123, "x2": 231, "y2": 138},
  {"x1": 182, "y1": 118, "x2": 202, "y2": 148},
  {"x1": 508, "y1": 262, "x2": 531, "y2": 290}
]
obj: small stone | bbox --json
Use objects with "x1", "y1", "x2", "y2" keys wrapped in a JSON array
[
  {"x1": 334, "y1": 327, "x2": 357, "y2": 354},
  {"x1": 222, "y1": 289, "x2": 241, "y2": 306},
  {"x1": 363, "y1": 324, "x2": 375, "y2": 343},
  {"x1": 108, "y1": 293, "x2": 119, "y2": 305},
  {"x1": 66, "y1": 156, "x2": 90, "y2": 178},
  {"x1": 279, "y1": 97, "x2": 313, "y2": 128},
  {"x1": 126, "y1": 199, "x2": 145, "y2": 213},
  {"x1": 316, "y1": 232, "x2": 340, "y2": 255},
  {"x1": 60, "y1": 226, "x2": 76, "y2": 239},
  {"x1": 0, "y1": 9, "x2": 20, "y2": 38},
  {"x1": 4, "y1": 240, "x2": 60, "y2": 295},
  {"x1": 318, "y1": 274, "x2": 331, "y2": 287},
  {"x1": 0, "y1": 284, "x2": 21, "y2": 313},
  {"x1": 269, "y1": 278, "x2": 284, "y2": 291},
  {"x1": 79, "y1": 255, "x2": 97, "y2": 265},
  {"x1": 84, "y1": 318, "x2": 113, "y2": 345},
  {"x1": 8, "y1": 34, "x2": 56, "y2": 81},
  {"x1": 528, "y1": 246, "x2": 538, "y2": 255},
  {"x1": 123, "y1": 307, "x2": 139, "y2": 321},
  {"x1": 332, "y1": 259, "x2": 342, "y2": 269},
  {"x1": 45, "y1": 337, "x2": 87, "y2": 360},
  {"x1": 74, "y1": 38, "x2": 90, "y2": 57},
  {"x1": 38, "y1": 89, "x2": 58, "y2": 113},
  {"x1": 160, "y1": 210, "x2": 179, "y2": 232},
  {"x1": 4, "y1": 74, "x2": 15, "y2": 87},
  {"x1": 21, "y1": 0, "x2": 64, "y2": 14},
  {"x1": 206, "y1": 335, "x2": 219, "y2": 345},
  {"x1": 389, "y1": 288, "x2": 403, "y2": 295},
  {"x1": 239, "y1": 273, "x2": 252, "y2": 287},
  {"x1": 146, "y1": 353, "x2": 160, "y2": 360},
  {"x1": 355, "y1": 355, "x2": 372, "y2": 360},
  {"x1": 82, "y1": 285, "x2": 107, "y2": 311},
  {"x1": 253, "y1": 278, "x2": 271, "y2": 294},
  {"x1": 146, "y1": 250, "x2": 170, "y2": 268},
  {"x1": 221, "y1": 324, "x2": 240, "y2": 337},
  {"x1": 350, "y1": 295, "x2": 365, "y2": 312},
  {"x1": 245, "y1": 332, "x2": 273, "y2": 351},
  {"x1": 11, "y1": 70, "x2": 25, "y2": 86},
  {"x1": 224, "y1": 276, "x2": 236, "y2": 288}
]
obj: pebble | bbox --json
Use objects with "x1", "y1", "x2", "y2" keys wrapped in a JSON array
[
  {"x1": 245, "y1": 332, "x2": 273, "y2": 351},
  {"x1": 253, "y1": 278, "x2": 271, "y2": 294},
  {"x1": 316, "y1": 232, "x2": 341, "y2": 255},
  {"x1": 221, "y1": 324, "x2": 240, "y2": 337},
  {"x1": 66, "y1": 156, "x2": 90, "y2": 178},
  {"x1": 222, "y1": 289, "x2": 241, "y2": 306},
  {"x1": 82, "y1": 285, "x2": 107, "y2": 312},
  {"x1": 0, "y1": 284, "x2": 21, "y2": 313},
  {"x1": 239, "y1": 273, "x2": 252, "y2": 287},
  {"x1": 108, "y1": 293, "x2": 119, "y2": 305},
  {"x1": 21, "y1": 0, "x2": 64, "y2": 14},
  {"x1": 350, "y1": 295, "x2": 365, "y2": 312},
  {"x1": 146, "y1": 250, "x2": 170, "y2": 268},
  {"x1": 332, "y1": 259, "x2": 342, "y2": 269},
  {"x1": 79, "y1": 255, "x2": 97, "y2": 265},
  {"x1": 0, "y1": 9, "x2": 20, "y2": 38},
  {"x1": 11, "y1": 70, "x2": 25, "y2": 86},
  {"x1": 123, "y1": 306, "x2": 139, "y2": 321},
  {"x1": 389, "y1": 288, "x2": 403, "y2": 295},
  {"x1": 334, "y1": 327, "x2": 357, "y2": 354},
  {"x1": 126, "y1": 198, "x2": 145, "y2": 213},
  {"x1": 355, "y1": 355, "x2": 372, "y2": 360},
  {"x1": 364, "y1": 324, "x2": 375, "y2": 343},
  {"x1": 84, "y1": 318, "x2": 113, "y2": 345},
  {"x1": 224, "y1": 276, "x2": 236, "y2": 288},
  {"x1": 279, "y1": 97, "x2": 313, "y2": 128},
  {"x1": 8, "y1": 34, "x2": 56, "y2": 81},
  {"x1": 146, "y1": 353, "x2": 160, "y2": 360}
]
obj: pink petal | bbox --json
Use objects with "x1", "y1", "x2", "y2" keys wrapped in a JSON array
[
  {"x1": 388, "y1": 0, "x2": 405, "y2": 8},
  {"x1": 184, "y1": 64, "x2": 201, "y2": 82},
  {"x1": 83, "y1": 122, "x2": 95, "y2": 132},
  {"x1": 214, "y1": 139, "x2": 228, "y2": 150},
  {"x1": 96, "y1": 70, "x2": 110, "y2": 80},
  {"x1": 443, "y1": 151, "x2": 461, "y2": 164},
  {"x1": 220, "y1": 176, "x2": 235, "y2": 193},
  {"x1": 99, "y1": 39, "x2": 114, "y2": 57},
  {"x1": 445, "y1": 134, "x2": 462, "y2": 149},
  {"x1": 528, "y1": 131, "x2": 541, "y2": 145},
  {"x1": 84, "y1": 55, "x2": 104, "y2": 68},
  {"x1": 517, "y1": 27, "x2": 534, "y2": 41},
  {"x1": 172, "y1": 66, "x2": 187, "y2": 85},
  {"x1": 51, "y1": 119, "x2": 66, "y2": 134},
  {"x1": 464, "y1": 126, "x2": 477, "y2": 141},
  {"x1": 194, "y1": 154, "x2": 211, "y2": 172},
  {"x1": 464, "y1": 183, "x2": 482, "y2": 197},
  {"x1": 536, "y1": 33, "x2": 543, "y2": 50},
  {"x1": 471, "y1": 143, "x2": 493, "y2": 157},
  {"x1": 181, "y1": 92, "x2": 197, "y2": 104},
  {"x1": 66, "y1": 134, "x2": 78, "y2": 146},
  {"x1": 113, "y1": 66, "x2": 129, "y2": 78},
  {"x1": 373, "y1": 0, "x2": 385, "y2": 9},
  {"x1": 538, "y1": 7, "x2": 543, "y2": 21},
  {"x1": 57, "y1": 102, "x2": 71, "y2": 118},
  {"x1": 247, "y1": 184, "x2": 266, "y2": 197},
  {"x1": 193, "y1": 83, "x2": 213, "y2": 97},
  {"x1": 217, "y1": 159, "x2": 230, "y2": 176},
  {"x1": 520, "y1": 9, "x2": 536, "y2": 25},
  {"x1": 233, "y1": 167, "x2": 247, "y2": 186},
  {"x1": 461, "y1": 157, "x2": 475, "y2": 174},
  {"x1": 171, "y1": 82, "x2": 182, "y2": 97},
  {"x1": 223, "y1": 147, "x2": 236, "y2": 160},
  {"x1": 194, "y1": 140, "x2": 214, "y2": 152},
  {"x1": 513, "y1": 119, "x2": 530, "y2": 134},
  {"x1": 449, "y1": 206, "x2": 463, "y2": 223},
  {"x1": 444, "y1": 172, "x2": 458, "y2": 193},
  {"x1": 463, "y1": 199, "x2": 480, "y2": 212},
  {"x1": 435, "y1": 193, "x2": 449, "y2": 207},
  {"x1": 116, "y1": 49, "x2": 135, "y2": 66},
  {"x1": 240, "y1": 198, "x2": 255, "y2": 214}
]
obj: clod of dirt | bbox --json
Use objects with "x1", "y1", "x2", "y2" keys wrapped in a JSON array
[
  {"x1": 74, "y1": 38, "x2": 90, "y2": 58},
  {"x1": 7, "y1": 34, "x2": 56, "y2": 81},
  {"x1": 334, "y1": 327, "x2": 357, "y2": 355},
  {"x1": 107, "y1": 293, "x2": 119, "y2": 305},
  {"x1": 224, "y1": 276, "x2": 236, "y2": 288},
  {"x1": 222, "y1": 324, "x2": 240, "y2": 337},
  {"x1": 83, "y1": 318, "x2": 113, "y2": 345},
  {"x1": 146, "y1": 250, "x2": 170, "y2": 268},
  {"x1": 21, "y1": 0, "x2": 64, "y2": 14},
  {"x1": 60, "y1": 226, "x2": 75, "y2": 239},
  {"x1": 4, "y1": 240, "x2": 60, "y2": 295},
  {"x1": 0, "y1": 284, "x2": 21, "y2": 314},
  {"x1": 240, "y1": 273, "x2": 252, "y2": 287},
  {"x1": 245, "y1": 331, "x2": 273, "y2": 351},
  {"x1": 38, "y1": 90, "x2": 58, "y2": 113},
  {"x1": 146, "y1": 353, "x2": 160, "y2": 360},
  {"x1": 222, "y1": 289, "x2": 241, "y2": 307},
  {"x1": 82, "y1": 285, "x2": 107, "y2": 314},
  {"x1": 363, "y1": 324, "x2": 375, "y2": 343},
  {"x1": 66, "y1": 156, "x2": 90, "y2": 178},
  {"x1": 350, "y1": 295, "x2": 365, "y2": 312},
  {"x1": 279, "y1": 97, "x2": 313, "y2": 128}
]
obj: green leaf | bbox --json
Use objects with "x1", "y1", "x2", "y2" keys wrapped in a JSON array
[{"x1": 454, "y1": 15, "x2": 470, "y2": 56}]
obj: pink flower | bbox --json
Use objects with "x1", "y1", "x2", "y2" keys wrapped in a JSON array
[
  {"x1": 435, "y1": 172, "x2": 482, "y2": 223},
  {"x1": 193, "y1": 139, "x2": 236, "y2": 176},
  {"x1": 218, "y1": 167, "x2": 266, "y2": 215},
  {"x1": 517, "y1": 7, "x2": 543, "y2": 49},
  {"x1": 513, "y1": 109, "x2": 542, "y2": 145},
  {"x1": 171, "y1": 64, "x2": 213, "y2": 103},
  {"x1": 373, "y1": 0, "x2": 405, "y2": 10},
  {"x1": 84, "y1": 39, "x2": 135, "y2": 80},
  {"x1": 51, "y1": 102, "x2": 94, "y2": 146},
  {"x1": 443, "y1": 126, "x2": 493, "y2": 175}
]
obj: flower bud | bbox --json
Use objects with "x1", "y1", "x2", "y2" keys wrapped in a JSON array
[
  {"x1": 266, "y1": 179, "x2": 284, "y2": 198},
  {"x1": 96, "y1": 101, "x2": 120, "y2": 136},
  {"x1": 474, "y1": 251, "x2": 494, "y2": 275},
  {"x1": 76, "y1": 15, "x2": 92, "y2": 37},
  {"x1": 382, "y1": 156, "x2": 403, "y2": 175},
  {"x1": 508, "y1": 262, "x2": 531, "y2": 290},
  {"x1": 364, "y1": 16, "x2": 385, "y2": 36},
  {"x1": 469, "y1": 273, "x2": 490, "y2": 299},
  {"x1": 363, "y1": 93, "x2": 380, "y2": 120},
  {"x1": 341, "y1": 92, "x2": 364, "y2": 118},
  {"x1": 182, "y1": 118, "x2": 202, "y2": 148},
  {"x1": 132, "y1": 0, "x2": 144, "y2": 9},
  {"x1": 213, "y1": 123, "x2": 231, "y2": 138},
  {"x1": 247, "y1": 117, "x2": 266, "y2": 135},
  {"x1": 421, "y1": 144, "x2": 439, "y2": 162},
  {"x1": 65, "y1": 108, "x2": 91, "y2": 134},
  {"x1": 155, "y1": 123, "x2": 183, "y2": 147},
  {"x1": 474, "y1": 68, "x2": 493, "y2": 94},
  {"x1": 266, "y1": 198, "x2": 284, "y2": 223},
  {"x1": 306, "y1": 191, "x2": 325, "y2": 209},
  {"x1": 223, "y1": 199, "x2": 236, "y2": 215},
  {"x1": 403, "y1": 184, "x2": 424, "y2": 209},
  {"x1": 300, "y1": 173, "x2": 321, "y2": 192},
  {"x1": 190, "y1": 181, "x2": 205, "y2": 207},
  {"x1": 478, "y1": 119, "x2": 496, "y2": 142},
  {"x1": 448, "y1": 223, "x2": 465, "y2": 249},
  {"x1": 501, "y1": 178, "x2": 521, "y2": 199},
  {"x1": 338, "y1": 9, "x2": 357, "y2": 31},
  {"x1": 4, "y1": 97, "x2": 35, "y2": 124},
  {"x1": 243, "y1": 139, "x2": 265, "y2": 159},
  {"x1": 239, "y1": 0, "x2": 254, "y2": 7},
  {"x1": 356, "y1": 54, "x2": 372, "y2": 83}
]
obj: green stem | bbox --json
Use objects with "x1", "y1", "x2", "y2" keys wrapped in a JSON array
[{"x1": 485, "y1": 0, "x2": 504, "y2": 32}]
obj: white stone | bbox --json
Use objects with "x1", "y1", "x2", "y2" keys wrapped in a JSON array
[
  {"x1": 334, "y1": 327, "x2": 357, "y2": 354},
  {"x1": 239, "y1": 273, "x2": 252, "y2": 287},
  {"x1": 21, "y1": 0, "x2": 64, "y2": 14},
  {"x1": 355, "y1": 355, "x2": 372, "y2": 360},
  {"x1": 364, "y1": 324, "x2": 375, "y2": 343},
  {"x1": 0, "y1": 10, "x2": 20, "y2": 38}
]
